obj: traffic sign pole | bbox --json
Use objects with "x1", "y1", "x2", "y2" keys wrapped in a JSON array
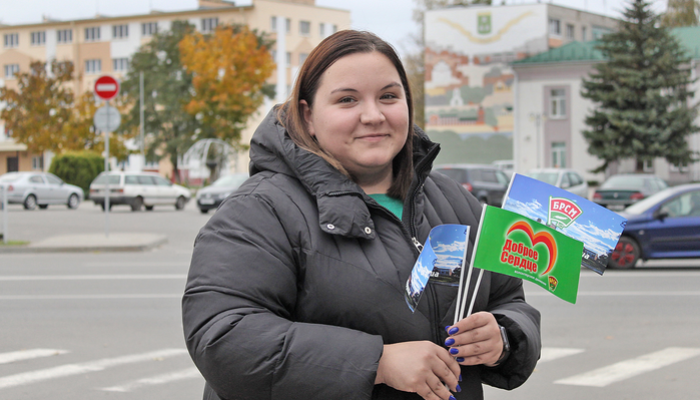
[{"x1": 94, "y1": 76, "x2": 120, "y2": 238}]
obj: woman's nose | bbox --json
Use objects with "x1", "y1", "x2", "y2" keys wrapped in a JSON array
[{"x1": 360, "y1": 102, "x2": 386, "y2": 125}]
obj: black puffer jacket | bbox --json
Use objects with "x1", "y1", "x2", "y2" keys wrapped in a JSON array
[{"x1": 183, "y1": 108, "x2": 541, "y2": 400}]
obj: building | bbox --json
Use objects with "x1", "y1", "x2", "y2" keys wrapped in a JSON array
[
  {"x1": 512, "y1": 27, "x2": 700, "y2": 185},
  {"x1": 424, "y1": 3, "x2": 619, "y2": 166},
  {"x1": 0, "y1": 0, "x2": 350, "y2": 177}
]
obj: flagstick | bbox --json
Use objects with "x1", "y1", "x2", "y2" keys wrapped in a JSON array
[
  {"x1": 453, "y1": 227, "x2": 472, "y2": 326},
  {"x1": 454, "y1": 208, "x2": 487, "y2": 324},
  {"x1": 464, "y1": 269, "x2": 484, "y2": 318}
]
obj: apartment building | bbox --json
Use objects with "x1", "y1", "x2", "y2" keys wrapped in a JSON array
[{"x1": 0, "y1": 0, "x2": 350, "y2": 175}]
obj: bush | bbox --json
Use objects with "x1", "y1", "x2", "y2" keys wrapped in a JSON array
[{"x1": 49, "y1": 151, "x2": 104, "y2": 198}]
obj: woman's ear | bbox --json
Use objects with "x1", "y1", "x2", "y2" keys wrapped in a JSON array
[{"x1": 300, "y1": 100, "x2": 315, "y2": 137}]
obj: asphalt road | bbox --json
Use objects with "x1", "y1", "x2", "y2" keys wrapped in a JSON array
[{"x1": 1, "y1": 200, "x2": 699, "y2": 399}]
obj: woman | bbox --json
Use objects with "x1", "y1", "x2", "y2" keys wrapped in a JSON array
[{"x1": 183, "y1": 30, "x2": 540, "y2": 400}]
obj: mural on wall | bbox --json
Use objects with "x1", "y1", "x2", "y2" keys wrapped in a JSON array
[{"x1": 425, "y1": 4, "x2": 549, "y2": 165}]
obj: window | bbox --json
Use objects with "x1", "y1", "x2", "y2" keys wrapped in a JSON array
[
  {"x1": 286, "y1": 52, "x2": 291, "y2": 65},
  {"x1": 331, "y1": 24, "x2": 338, "y2": 34},
  {"x1": 137, "y1": 175, "x2": 155, "y2": 185},
  {"x1": 550, "y1": 88, "x2": 566, "y2": 119},
  {"x1": 45, "y1": 174, "x2": 61, "y2": 184},
  {"x1": 202, "y1": 17, "x2": 218, "y2": 33},
  {"x1": 643, "y1": 160, "x2": 654, "y2": 173},
  {"x1": 552, "y1": 142, "x2": 566, "y2": 168},
  {"x1": 660, "y1": 190, "x2": 700, "y2": 217},
  {"x1": 113, "y1": 57, "x2": 130, "y2": 72},
  {"x1": 32, "y1": 156, "x2": 44, "y2": 170},
  {"x1": 4, "y1": 33, "x2": 19, "y2": 48},
  {"x1": 154, "y1": 176, "x2": 171, "y2": 186},
  {"x1": 549, "y1": 18, "x2": 561, "y2": 36},
  {"x1": 566, "y1": 24, "x2": 574, "y2": 40},
  {"x1": 4, "y1": 64, "x2": 19, "y2": 79},
  {"x1": 567, "y1": 172, "x2": 583, "y2": 186},
  {"x1": 142, "y1": 22, "x2": 158, "y2": 36},
  {"x1": 592, "y1": 25, "x2": 612, "y2": 40},
  {"x1": 271, "y1": 16, "x2": 277, "y2": 32},
  {"x1": 85, "y1": 27, "x2": 100, "y2": 41},
  {"x1": 31, "y1": 31, "x2": 46, "y2": 46},
  {"x1": 85, "y1": 59, "x2": 102, "y2": 74},
  {"x1": 57, "y1": 29, "x2": 73, "y2": 43},
  {"x1": 271, "y1": 50, "x2": 276, "y2": 62},
  {"x1": 112, "y1": 24, "x2": 129, "y2": 39},
  {"x1": 299, "y1": 20, "x2": 310, "y2": 36},
  {"x1": 285, "y1": 18, "x2": 291, "y2": 34},
  {"x1": 29, "y1": 175, "x2": 44, "y2": 184},
  {"x1": 299, "y1": 52, "x2": 308, "y2": 65},
  {"x1": 319, "y1": 23, "x2": 325, "y2": 37},
  {"x1": 581, "y1": 26, "x2": 587, "y2": 42}
]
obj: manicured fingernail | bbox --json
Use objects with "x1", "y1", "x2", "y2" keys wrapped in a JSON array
[
  {"x1": 449, "y1": 396, "x2": 456, "y2": 400},
  {"x1": 445, "y1": 325, "x2": 451, "y2": 332},
  {"x1": 444, "y1": 338, "x2": 455, "y2": 346},
  {"x1": 456, "y1": 384, "x2": 462, "y2": 393},
  {"x1": 459, "y1": 374, "x2": 462, "y2": 382},
  {"x1": 449, "y1": 348, "x2": 459, "y2": 355},
  {"x1": 456, "y1": 357, "x2": 465, "y2": 363},
  {"x1": 448, "y1": 327, "x2": 459, "y2": 335}
]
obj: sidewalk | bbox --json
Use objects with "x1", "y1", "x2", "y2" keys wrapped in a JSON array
[{"x1": 0, "y1": 233, "x2": 167, "y2": 253}]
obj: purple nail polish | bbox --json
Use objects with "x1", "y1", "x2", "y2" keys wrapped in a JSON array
[
  {"x1": 456, "y1": 357, "x2": 465, "y2": 363},
  {"x1": 448, "y1": 327, "x2": 459, "y2": 335},
  {"x1": 450, "y1": 396, "x2": 456, "y2": 400},
  {"x1": 449, "y1": 348, "x2": 459, "y2": 355},
  {"x1": 444, "y1": 338, "x2": 455, "y2": 346},
  {"x1": 445, "y1": 325, "x2": 451, "y2": 332},
  {"x1": 456, "y1": 384, "x2": 462, "y2": 393},
  {"x1": 459, "y1": 374, "x2": 462, "y2": 382}
]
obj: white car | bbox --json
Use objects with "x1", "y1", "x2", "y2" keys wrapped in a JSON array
[
  {"x1": 0, "y1": 172, "x2": 84, "y2": 210},
  {"x1": 526, "y1": 168, "x2": 589, "y2": 199},
  {"x1": 89, "y1": 172, "x2": 191, "y2": 211}
]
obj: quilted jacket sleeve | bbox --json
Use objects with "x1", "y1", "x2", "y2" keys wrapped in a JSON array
[{"x1": 182, "y1": 187, "x2": 384, "y2": 400}]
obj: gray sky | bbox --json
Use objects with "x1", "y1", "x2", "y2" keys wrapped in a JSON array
[{"x1": 0, "y1": 0, "x2": 668, "y2": 57}]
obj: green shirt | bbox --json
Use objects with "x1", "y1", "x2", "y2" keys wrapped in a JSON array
[{"x1": 369, "y1": 193, "x2": 403, "y2": 220}]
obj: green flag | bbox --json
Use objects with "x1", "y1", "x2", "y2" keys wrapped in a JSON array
[{"x1": 472, "y1": 206, "x2": 584, "y2": 304}]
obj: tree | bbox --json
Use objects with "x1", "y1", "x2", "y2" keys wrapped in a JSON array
[
  {"x1": 179, "y1": 24, "x2": 275, "y2": 148},
  {"x1": 408, "y1": 0, "x2": 492, "y2": 129},
  {"x1": 661, "y1": 0, "x2": 700, "y2": 27},
  {"x1": 580, "y1": 0, "x2": 699, "y2": 173},
  {"x1": 0, "y1": 61, "x2": 74, "y2": 153},
  {"x1": 120, "y1": 21, "x2": 202, "y2": 182}
]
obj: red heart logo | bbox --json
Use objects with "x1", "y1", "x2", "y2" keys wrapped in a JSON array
[{"x1": 507, "y1": 221, "x2": 557, "y2": 275}]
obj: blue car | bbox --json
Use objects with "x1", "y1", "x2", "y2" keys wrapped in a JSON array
[{"x1": 610, "y1": 183, "x2": 700, "y2": 269}]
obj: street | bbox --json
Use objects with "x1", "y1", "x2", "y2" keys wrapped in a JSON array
[{"x1": 1, "y1": 201, "x2": 700, "y2": 399}]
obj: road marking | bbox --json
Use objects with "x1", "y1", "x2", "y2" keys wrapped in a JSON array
[
  {"x1": 100, "y1": 367, "x2": 201, "y2": 392},
  {"x1": 0, "y1": 274, "x2": 186, "y2": 281},
  {"x1": 0, "y1": 348, "x2": 187, "y2": 390},
  {"x1": 0, "y1": 294, "x2": 181, "y2": 300},
  {"x1": 555, "y1": 347, "x2": 700, "y2": 387},
  {"x1": 0, "y1": 349, "x2": 68, "y2": 365},
  {"x1": 539, "y1": 347, "x2": 585, "y2": 363}
]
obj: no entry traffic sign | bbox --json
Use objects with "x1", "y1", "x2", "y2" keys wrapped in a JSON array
[{"x1": 94, "y1": 75, "x2": 120, "y2": 100}]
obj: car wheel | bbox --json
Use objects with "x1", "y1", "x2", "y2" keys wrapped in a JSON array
[
  {"x1": 131, "y1": 197, "x2": 143, "y2": 212},
  {"x1": 199, "y1": 208, "x2": 209, "y2": 214},
  {"x1": 100, "y1": 202, "x2": 113, "y2": 211},
  {"x1": 609, "y1": 236, "x2": 640, "y2": 269},
  {"x1": 175, "y1": 196, "x2": 186, "y2": 210},
  {"x1": 38, "y1": 204, "x2": 49, "y2": 209},
  {"x1": 145, "y1": 205, "x2": 154, "y2": 211},
  {"x1": 23, "y1": 195, "x2": 37, "y2": 210},
  {"x1": 67, "y1": 194, "x2": 80, "y2": 209}
]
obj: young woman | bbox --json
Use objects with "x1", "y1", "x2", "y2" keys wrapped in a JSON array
[{"x1": 183, "y1": 30, "x2": 541, "y2": 400}]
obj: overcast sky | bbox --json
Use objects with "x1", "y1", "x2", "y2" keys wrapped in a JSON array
[{"x1": 0, "y1": 0, "x2": 668, "y2": 57}]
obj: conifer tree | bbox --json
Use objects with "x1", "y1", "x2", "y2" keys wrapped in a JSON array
[{"x1": 581, "y1": 0, "x2": 699, "y2": 173}]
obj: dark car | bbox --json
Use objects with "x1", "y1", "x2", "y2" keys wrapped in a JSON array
[
  {"x1": 196, "y1": 173, "x2": 248, "y2": 213},
  {"x1": 592, "y1": 173, "x2": 668, "y2": 210},
  {"x1": 433, "y1": 164, "x2": 510, "y2": 206},
  {"x1": 609, "y1": 184, "x2": 700, "y2": 269}
]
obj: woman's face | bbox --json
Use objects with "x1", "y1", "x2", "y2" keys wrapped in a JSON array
[{"x1": 301, "y1": 51, "x2": 409, "y2": 185}]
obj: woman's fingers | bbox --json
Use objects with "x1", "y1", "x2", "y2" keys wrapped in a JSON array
[{"x1": 445, "y1": 312, "x2": 503, "y2": 366}]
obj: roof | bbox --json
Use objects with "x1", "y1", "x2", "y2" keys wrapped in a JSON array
[
  {"x1": 513, "y1": 26, "x2": 700, "y2": 66},
  {"x1": 0, "y1": 140, "x2": 28, "y2": 152}
]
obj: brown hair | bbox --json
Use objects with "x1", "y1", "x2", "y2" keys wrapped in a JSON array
[{"x1": 279, "y1": 30, "x2": 415, "y2": 200}]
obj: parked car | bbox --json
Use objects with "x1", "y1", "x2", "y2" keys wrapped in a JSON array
[
  {"x1": 609, "y1": 184, "x2": 700, "y2": 269},
  {"x1": 0, "y1": 172, "x2": 83, "y2": 210},
  {"x1": 433, "y1": 164, "x2": 510, "y2": 206},
  {"x1": 526, "y1": 168, "x2": 589, "y2": 198},
  {"x1": 593, "y1": 173, "x2": 668, "y2": 210},
  {"x1": 196, "y1": 173, "x2": 248, "y2": 214},
  {"x1": 492, "y1": 159, "x2": 514, "y2": 179},
  {"x1": 89, "y1": 171, "x2": 191, "y2": 211}
]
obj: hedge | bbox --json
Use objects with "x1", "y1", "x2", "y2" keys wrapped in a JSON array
[{"x1": 49, "y1": 151, "x2": 104, "y2": 199}]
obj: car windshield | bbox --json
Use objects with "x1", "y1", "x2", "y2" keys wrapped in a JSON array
[
  {"x1": 623, "y1": 189, "x2": 674, "y2": 215},
  {"x1": 212, "y1": 174, "x2": 248, "y2": 187},
  {"x1": 601, "y1": 175, "x2": 648, "y2": 189},
  {"x1": 0, "y1": 173, "x2": 21, "y2": 183},
  {"x1": 92, "y1": 174, "x2": 121, "y2": 185},
  {"x1": 527, "y1": 171, "x2": 558, "y2": 186}
]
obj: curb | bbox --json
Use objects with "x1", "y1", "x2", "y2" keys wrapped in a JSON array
[{"x1": 0, "y1": 234, "x2": 168, "y2": 254}]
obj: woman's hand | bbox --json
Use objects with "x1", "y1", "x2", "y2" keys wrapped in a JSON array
[
  {"x1": 375, "y1": 341, "x2": 461, "y2": 400},
  {"x1": 444, "y1": 312, "x2": 503, "y2": 367}
]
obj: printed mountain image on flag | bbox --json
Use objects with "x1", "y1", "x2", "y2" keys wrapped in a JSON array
[{"x1": 471, "y1": 206, "x2": 584, "y2": 304}]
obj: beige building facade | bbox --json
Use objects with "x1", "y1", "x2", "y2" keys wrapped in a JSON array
[{"x1": 0, "y1": 0, "x2": 350, "y2": 177}]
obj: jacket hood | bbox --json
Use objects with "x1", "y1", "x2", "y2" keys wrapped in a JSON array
[{"x1": 248, "y1": 106, "x2": 440, "y2": 238}]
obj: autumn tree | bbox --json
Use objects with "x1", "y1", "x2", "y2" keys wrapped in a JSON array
[
  {"x1": 661, "y1": 0, "x2": 700, "y2": 27},
  {"x1": 120, "y1": 21, "x2": 202, "y2": 182},
  {"x1": 581, "y1": 0, "x2": 699, "y2": 173},
  {"x1": 0, "y1": 61, "x2": 74, "y2": 153},
  {"x1": 179, "y1": 24, "x2": 275, "y2": 147}
]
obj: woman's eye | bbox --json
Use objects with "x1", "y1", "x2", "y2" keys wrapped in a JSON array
[
  {"x1": 338, "y1": 97, "x2": 355, "y2": 103},
  {"x1": 381, "y1": 93, "x2": 399, "y2": 100}
]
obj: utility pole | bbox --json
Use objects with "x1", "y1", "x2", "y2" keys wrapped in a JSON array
[{"x1": 140, "y1": 71, "x2": 145, "y2": 170}]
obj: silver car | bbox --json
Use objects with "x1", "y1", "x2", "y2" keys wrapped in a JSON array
[
  {"x1": 0, "y1": 172, "x2": 84, "y2": 210},
  {"x1": 526, "y1": 168, "x2": 589, "y2": 199}
]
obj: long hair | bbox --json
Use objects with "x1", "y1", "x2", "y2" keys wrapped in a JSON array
[{"x1": 279, "y1": 30, "x2": 415, "y2": 200}]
